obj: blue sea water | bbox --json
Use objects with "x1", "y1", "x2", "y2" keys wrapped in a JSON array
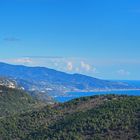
[{"x1": 55, "y1": 90, "x2": 140, "y2": 103}]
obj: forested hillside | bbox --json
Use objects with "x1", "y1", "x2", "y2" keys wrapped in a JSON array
[
  {"x1": 0, "y1": 94, "x2": 140, "y2": 140},
  {"x1": 0, "y1": 85, "x2": 45, "y2": 117}
]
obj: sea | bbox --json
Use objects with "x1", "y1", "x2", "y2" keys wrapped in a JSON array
[{"x1": 55, "y1": 90, "x2": 140, "y2": 103}]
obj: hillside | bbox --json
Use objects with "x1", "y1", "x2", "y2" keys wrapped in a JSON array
[
  {"x1": 0, "y1": 85, "x2": 45, "y2": 117},
  {"x1": 0, "y1": 94, "x2": 140, "y2": 140},
  {"x1": 0, "y1": 62, "x2": 139, "y2": 100},
  {"x1": 0, "y1": 77, "x2": 17, "y2": 89}
]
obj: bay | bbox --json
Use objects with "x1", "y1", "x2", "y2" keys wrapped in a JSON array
[{"x1": 55, "y1": 90, "x2": 140, "y2": 103}]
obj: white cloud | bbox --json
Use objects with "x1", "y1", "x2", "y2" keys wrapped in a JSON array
[
  {"x1": 117, "y1": 69, "x2": 130, "y2": 76},
  {"x1": 80, "y1": 61, "x2": 98, "y2": 74},
  {"x1": 75, "y1": 67, "x2": 80, "y2": 72},
  {"x1": 67, "y1": 61, "x2": 73, "y2": 71},
  {"x1": 1, "y1": 57, "x2": 34, "y2": 65},
  {"x1": 0, "y1": 57, "x2": 98, "y2": 76},
  {"x1": 80, "y1": 61, "x2": 91, "y2": 71},
  {"x1": 13, "y1": 58, "x2": 33, "y2": 64}
]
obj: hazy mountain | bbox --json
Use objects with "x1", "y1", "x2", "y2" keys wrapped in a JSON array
[{"x1": 0, "y1": 62, "x2": 139, "y2": 100}]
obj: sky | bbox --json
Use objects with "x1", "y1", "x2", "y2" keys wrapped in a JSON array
[{"x1": 0, "y1": 0, "x2": 140, "y2": 80}]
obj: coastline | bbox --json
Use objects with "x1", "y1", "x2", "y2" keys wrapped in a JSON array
[{"x1": 65, "y1": 88, "x2": 140, "y2": 94}]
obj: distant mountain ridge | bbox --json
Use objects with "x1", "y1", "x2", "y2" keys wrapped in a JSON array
[{"x1": 0, "y1": 62, "x2": 139, "y2": 100}]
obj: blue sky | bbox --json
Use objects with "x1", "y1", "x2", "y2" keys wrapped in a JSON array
[{"x1": 0, "y1": 0, "x2": 140, "y2": 80}]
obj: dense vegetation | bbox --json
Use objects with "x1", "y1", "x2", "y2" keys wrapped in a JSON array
[
  {"x1": 0, "y1": 89, "x2": 140, "y2": 140},
  {"x1": 0, "y1": 85, "x2": 45, "y2": 117}
]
